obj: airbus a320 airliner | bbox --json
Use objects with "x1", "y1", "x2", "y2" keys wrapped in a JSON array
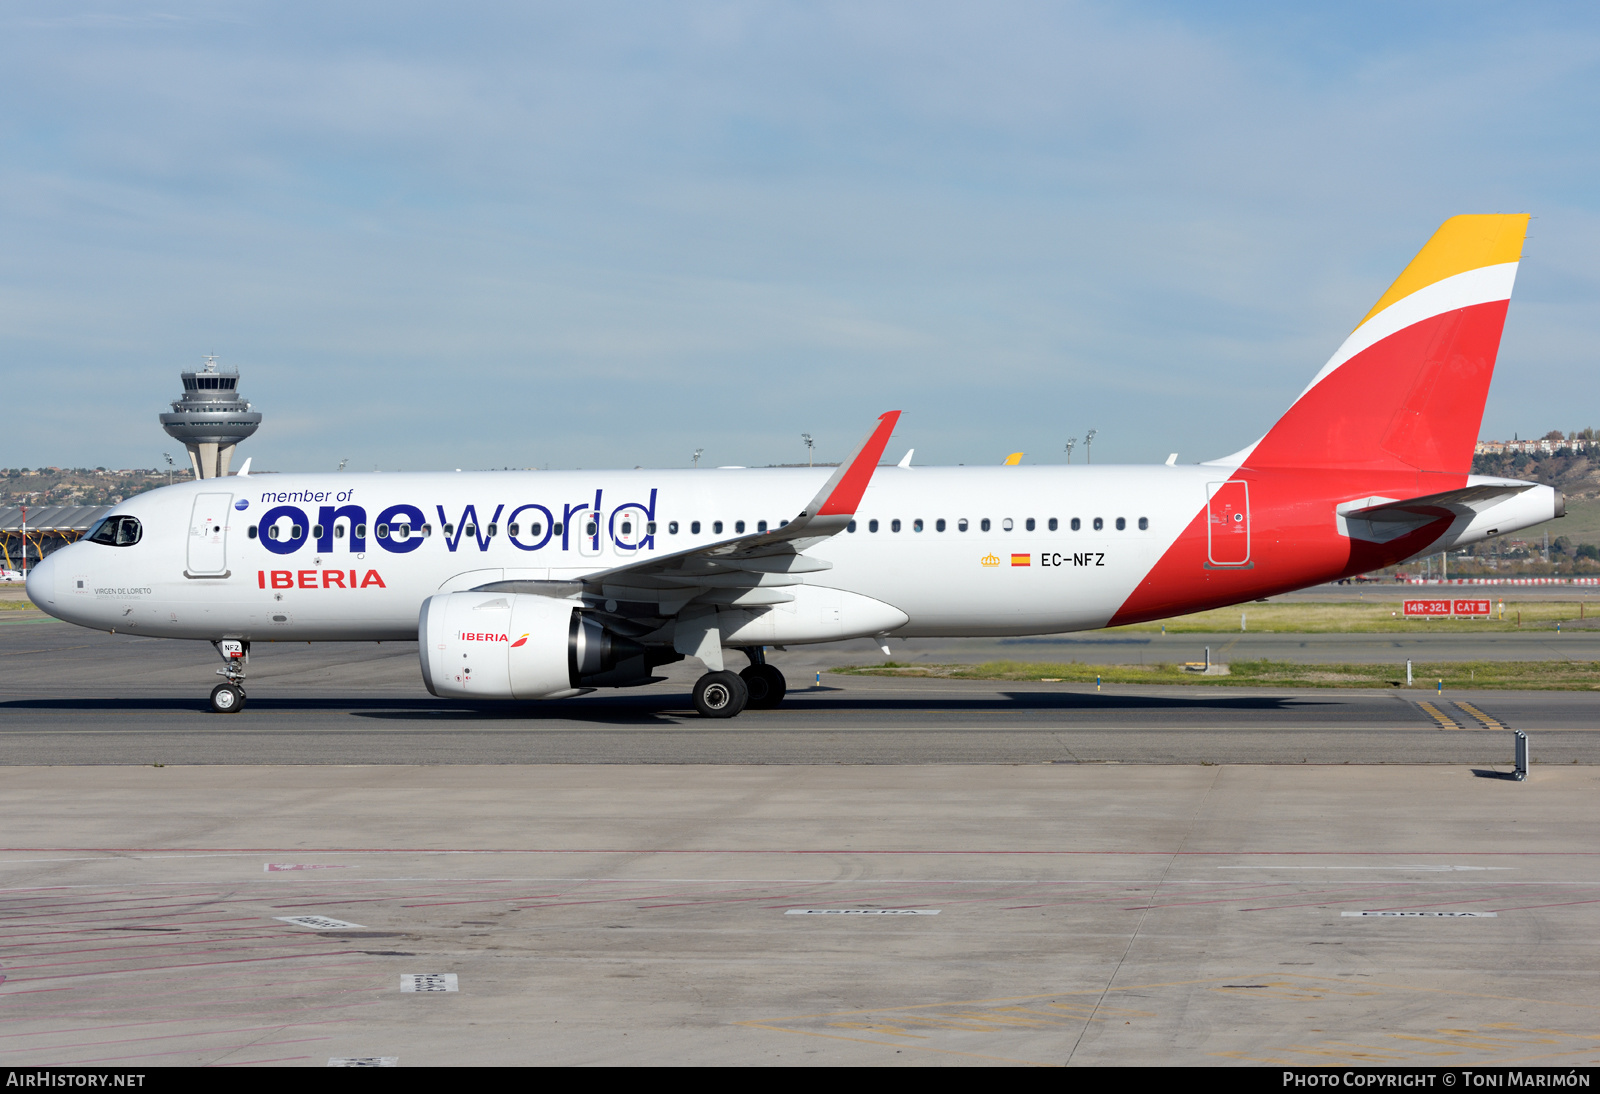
[{"x1": 28, "y1": 215, "x2": 1562, "y2": 717}]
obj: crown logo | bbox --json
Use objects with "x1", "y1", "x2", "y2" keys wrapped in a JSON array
[{"x1": 980, "y1": 553, "x2": 1001, "y2": 567}]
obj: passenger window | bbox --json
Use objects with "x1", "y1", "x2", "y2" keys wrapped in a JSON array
[
  {"x1": 443, "y1": 523, "x2": 454, "y2": 536},
  {"x1": 1071, "y1": 518, "x2": 1081, "y2": 531},
  {"x1": 1138, "y1": 517, "x2": 1149, "y2": 531},
  {"x1": 529, "y1": 522, "x2": 541, "y2": 537},
  {"x1": 508, "y1": 523, "x2": 520, "y2": 537},
  {"x1": 395, "y1": 525, "x2": 410, "y2": 541},
  {"x1": 913, "y1": 519, "x2": 923, "y2": 532},
  {"x1": 267, "y1": 525, "x2": 280, "y2": 540},
  {"x1": 1002, "y1": 518, "x2": 1013, "y2": 532},
  {"x1": 713, "y1": 521, "x2": 723, "y2": 534},
  {"x1": 487, "y1": 523, "x2": 498, "y2": 537},
  {"x1": 1115, "y1": 517, "x2": 1125, "y2": 531},
  {"x1": 356, "y1": 523, "x2": 368, "y2": 539},
  {"x1": 980, "y1": 518, "x2": 991, "y2": 532},
  {"x1": 583, "y1": 521, "x2": 595, "y2": 537},
  {"x1": 848, "y1": 520, "x2": 857, "y2": 532},
  {"x1": 891, "y1": 519, "x2": 901, "y2": 532},
  {"x1": 467, "y1": 524, "x2": 480, "y2": 538},
  {"x1": 691, "y1": 521, "x2": 701, "y2": 534},
  {"x1": 334, "y1": 523, "x2": 346, "y2": 539},
  {"x1": 735, "y1": 520, "x2": 746, "y2": 533},
  {"x1": 667, "y1": 521, "x2": 678, "y2": 534},
  {"x1": 621, "y1": 521, "x2": 631, "y2": 535},
  {"x1": 312, "y1": 524, "x2": 324, "y2": 539},
  {"x1": 958, "y1": 519, "x2": 968, "y2": 532},
  {"x1": 247, "y1": 525, "x2": 258, "y2": 539},
  {"x1": 291, "y1": 525, "x2": 303, "y2": 540},
  {"x1": 869, "y1": 519, "x2": 880, "y2": 532},
  {"x1": 422, "y1": 524, "x2": 432, "y2": 537},
  {"x1": 1093, "y1": 517, "x2": 1103, "y2": 531},
  {"x1": 757, "y1": 520, "x2": 767, "y2": 532},
  {"x1": 376, "y1": 524, "x2": 389, "y2": 539},
  {"x1": 647, "y1": 522, "x2": 657, "y2": 534},
  {"x1": 553, "y1": 522, "x2": 564, "y2": 536},
  {"x1": 935, "y1": 519, "x2": 946, "y2": 532},
  {"x1": 1048, "y1": 518, "x2": 1058, "y2": 531},
  {"x1": 1025, "y1": 518, "x2": 1035, "y2": 532}
]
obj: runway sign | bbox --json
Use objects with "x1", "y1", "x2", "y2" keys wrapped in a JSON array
[{"x1": 1404, "y1": 599, "x2": 1491, "y2": 617}]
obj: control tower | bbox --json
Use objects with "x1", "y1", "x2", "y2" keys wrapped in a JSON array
[{"x1": 158, "y1": 357, "x2": 262, "y2": 479}]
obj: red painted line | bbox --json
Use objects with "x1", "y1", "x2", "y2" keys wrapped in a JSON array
[
  {"x1": 57, "y1": 1035, "x2": 334, "y2": 1066},
  {"x1": 13, "y1": 1019, "x2": 358, "y2": 1054},
  {"x1": 0, "y1": 937, "x2": 346, "y2": 973},
  {"x1": 1486, "y1": 897, "x2": 1600, "y2": 912},
  {"x1": 3, "y1": 847, "x2": 1593, "y2": 856},
  {"x1": 0, "y1": 1001, "x2": 382, "y2": 1040},
  {"x1": 2, "y1": 949, "x2": 367, "y2": 984},
  {"x1": 0, "y1": 930, "x2": 330, "y2": 961}
]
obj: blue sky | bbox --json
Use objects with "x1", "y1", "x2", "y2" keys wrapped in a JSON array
[{"x1": 3, "y1": 1, "x2": 1598, "y2": 472}]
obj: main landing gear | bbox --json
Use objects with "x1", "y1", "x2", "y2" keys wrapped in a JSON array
[
  {"x1": 209, "y1": 639, "x2": 249, "y2": 714},
  {"x1": 692, "y1": 648, "x2": 787, "y2": 718}
]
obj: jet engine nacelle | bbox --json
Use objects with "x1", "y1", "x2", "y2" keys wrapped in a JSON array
[{"x1": 419, "y1": 591, "x2": 643, "y2": 700}]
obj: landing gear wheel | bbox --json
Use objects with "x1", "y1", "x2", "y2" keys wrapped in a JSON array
[
  {"x1": 209, "y1": 682, "x2": 245, "y2": 714},
  {"x1": 693, "y1": 670, "x2": 748, "y2": 718},
  {"x1": 740, "y1": 664, "x2": 787, "y2": 709}
]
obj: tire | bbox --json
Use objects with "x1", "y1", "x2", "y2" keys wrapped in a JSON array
[
  {"x1": 210, "y1": 682, "x2": 245, "y2": 714},
  {"x1": 693, "y1": 670, "x2": 748, "y2": 718},
  {"x1": 741, "y1": 664, "x2": 787, "y2": 709}
]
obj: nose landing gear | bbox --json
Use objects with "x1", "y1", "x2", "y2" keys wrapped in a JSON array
[{"x1": 209, "y1": 639, "x2": 248, "y2": 714}]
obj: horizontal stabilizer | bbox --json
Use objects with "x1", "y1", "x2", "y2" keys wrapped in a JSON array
[{"x1": 1345, "y1": 482, "x2": 1534, "y2": 523}]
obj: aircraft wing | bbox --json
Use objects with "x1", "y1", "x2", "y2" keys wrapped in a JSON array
[{"x1": 475, "y1": 411, "x2": 901, "y2": 622}]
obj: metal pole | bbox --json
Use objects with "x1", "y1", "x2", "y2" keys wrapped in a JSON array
[
  {"x1": 1514, "y1": 730, "x2": 1528, "y2": 781},
  {"x1": 1406, "y1": 659, "x2": 1412, "y2": 687}
]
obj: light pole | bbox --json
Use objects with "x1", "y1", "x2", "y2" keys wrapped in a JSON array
[
  {"x1": 692, "y1": 449, "x2": 703, "y2": 469},
  {"x1": 1085, "y1": 429, "x2": 1098, "y2": 465},
  {"x1": 338, "y1": 458, "x2": 348, "y2": 472},
  {"x1": 18, "y1": 503, "x2": 26, "y2": 575},
  {"x1": 801, "y1": 433, "x2": 814, "y2": 467},
  {"x1": 1064, "y1": 438, "x2": 1076, "y2": 464},
  {"x1": 162, "y1": 452, "x2": 174, "y2": 485}
]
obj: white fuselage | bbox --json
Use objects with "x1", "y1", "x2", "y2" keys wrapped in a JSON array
[{"x1": 27, "y1": 465, "x2": 1215, "y2": 645}]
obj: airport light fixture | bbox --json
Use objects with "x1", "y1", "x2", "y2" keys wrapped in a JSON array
[
  {"x1": 1064, "y1": 438, "x2": 1076, "y2": 464},
  {"x1": 162, "y1": 452, "x2": 174, "y2": 485},
  {"x1": 692, "y1": 448, "x2": 703, "y2": 468},
  {"x1": 1085, "y1": 429, "x2": 1098, "y2": 464},
  {"x1": 801, "y1": 433, "x2": 814, "y2": 467}
]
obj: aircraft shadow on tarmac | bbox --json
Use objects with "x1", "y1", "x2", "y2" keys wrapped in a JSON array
[{"x1": 1, "y1": 689, "x2": 1341, "y2": 726}]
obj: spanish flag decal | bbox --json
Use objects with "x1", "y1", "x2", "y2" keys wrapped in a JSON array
[{"x1": 1010, "y1": 553, "x2": 1030, "y2": 567}]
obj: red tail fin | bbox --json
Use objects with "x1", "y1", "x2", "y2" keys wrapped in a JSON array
[{"x1": 1238, "y1": 214, "x2": 1529, "y2": 475}]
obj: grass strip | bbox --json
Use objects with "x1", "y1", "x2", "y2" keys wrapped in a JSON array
[{"x1": 835, "y1": 659, "x2": 1600, "y2": 690}]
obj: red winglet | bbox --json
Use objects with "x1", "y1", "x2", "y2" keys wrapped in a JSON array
[{"x1": 814, "y1": 411, "x2": 901, "y2": 516}]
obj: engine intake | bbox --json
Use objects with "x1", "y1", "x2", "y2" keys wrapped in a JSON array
[{"x1": 419, "y1": 591, "x2": 644, "y2": 699}]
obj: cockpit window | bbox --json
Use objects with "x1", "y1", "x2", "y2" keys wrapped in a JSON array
[{"x1": 87, "y1": 515, "x2": 142, "y2": 547}]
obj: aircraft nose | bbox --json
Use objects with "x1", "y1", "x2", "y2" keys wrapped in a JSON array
[{"x1": 24, "y1": 550, "x2": 56, "y2": 607}]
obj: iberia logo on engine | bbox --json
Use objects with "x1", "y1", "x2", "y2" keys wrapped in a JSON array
[{"x1": 460, "y1": 632, "x2": 509, "y2": 642}]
